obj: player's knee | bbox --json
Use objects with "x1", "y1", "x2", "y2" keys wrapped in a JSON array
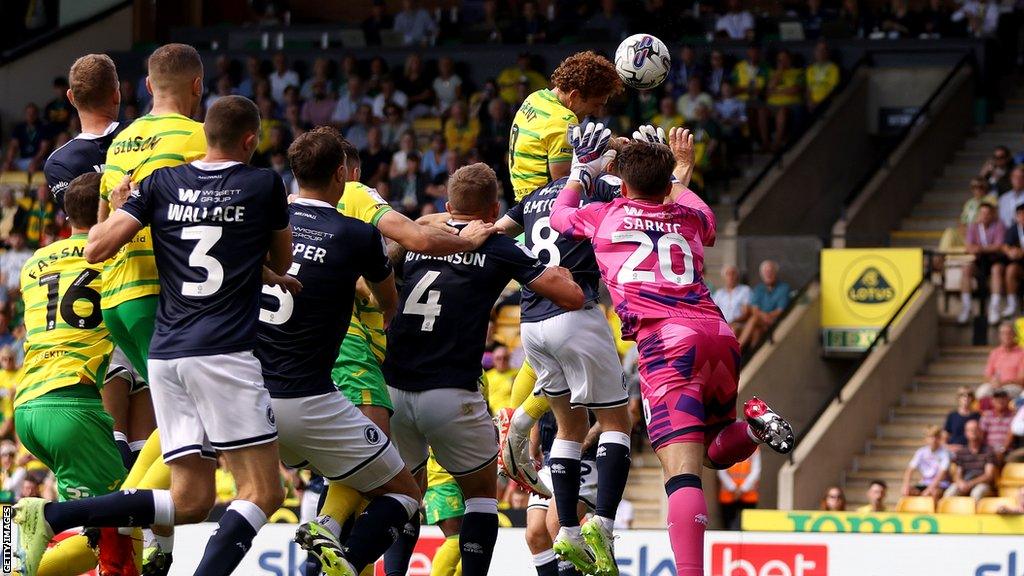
[
  {"x1": 525, "y1": 515, "x2": 552, "y2": 552},
  {"x1": 248, "y1": 482, "x2": 286, "y2": 516},
  {"x1": 174, "y1": 491, "x2": 216, "y2": 524}
]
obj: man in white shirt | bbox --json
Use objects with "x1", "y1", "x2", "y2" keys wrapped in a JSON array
[
  {"x1": 713, "y1": 264, "x2": 752, "y2": 331},
  {"x1": 371, "y1": 77, "x2": 409, "y2": 119},
  {"x1": 393, "y1": 0, "x2": 438, "y2": 46},
  {"x1": 268, "y1": 52, "x2": 300, "y2": 104},
  {"x1": 998, "y1": 166, "x2": 1024, "y2": 228},
  {"x1": 715, "y1": 0, "x2": 755, "y2": 40},
  {"x1": 332, "y1": 76, "x2": 372, "y2": 129}
]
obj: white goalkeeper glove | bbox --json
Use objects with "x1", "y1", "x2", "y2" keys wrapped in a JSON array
[
  {"x1": 568, "y1": 121, "x2": 614, "y2": 192},
  {"x1": 632, "y1": 124, "x2": 667, "y2": 145}
]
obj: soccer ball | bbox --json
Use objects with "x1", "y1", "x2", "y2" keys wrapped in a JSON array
[{"x1": 614, "y1": 34, "x2": 671, "y2": 91}]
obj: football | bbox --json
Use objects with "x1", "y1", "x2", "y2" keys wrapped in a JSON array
[{"x1": 614, "y1": 33, "x2": 671, "y2": 90}]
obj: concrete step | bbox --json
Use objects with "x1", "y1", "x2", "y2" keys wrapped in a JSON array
[
  {"x1": 899, "y1": 217, "x2": 957, "y2": 231},
  {"x1": 939, "y1": 345, "x2": 990, "y2": 357},
  {"x1": 869, "y1": 437, "x2": 924, "y2": 451},
  {"x1": 901, "y1": 389, "x2": 959, "y2": 407},
  {"x1": 892, "y1": 405, "x2": 951, "y2": 418},
  {"x1": 930, "y1": 177, "x2": 973, "y2": 191},
  {"x1": 924, "y1": 360, "x2": 988, "y2": 376},
  {"x1": 890, "y1": 236, "x2": 940, "y2": 249},
  {"x1": 922, "y1": 190, "x2": 969, "y2": 203},
  {"x1": 855, "y1": 453, "x2": 915, "y2": 470},
  {"x1": 942, "y1": 165, "x2": 986, "y2": 179},
  {"x1": 915, "y1": 373, "x2": 984, "y2": 385},
  {"x1": 992, "y1": 113, "x2": 1024, "y2": 130},
  {"x1": 846, "y1": 470, "x2": 905, "y2": 485},
  {"x1": 877, "y1": 422, "x2": 933, "y2": 438}
]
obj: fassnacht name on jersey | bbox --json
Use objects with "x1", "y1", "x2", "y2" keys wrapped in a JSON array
[
  {"x1": 405, "y1": 251, "x2": 487, "y2": 267},
  {"x1": 24, "y1": 245, "x2": 86, "y2": 280}
]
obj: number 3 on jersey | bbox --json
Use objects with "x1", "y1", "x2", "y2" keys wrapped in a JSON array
[
  {"x1": 612, "y1": 230, "x2": 694, "y2": 286},
  {"x1": 181, "y1": 225, "x2": 224, "y2": 297}
]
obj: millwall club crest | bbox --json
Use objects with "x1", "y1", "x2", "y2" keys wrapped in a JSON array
[
  {"x1": 266, "y1": 405, "x2": 276, "y2": 426},
  {"x1": 364, "y1": 425, "x2": 381, "y2": 445}
]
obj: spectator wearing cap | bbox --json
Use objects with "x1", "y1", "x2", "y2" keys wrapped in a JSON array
[
  {"x1": 433, "y1": 57, "x2": 463, "y2": 115},
  {"x1": 985, "y1": 145, "x2": 1015, "y2": 196},
  {"x1": 983, "y1": 323, "x2": 1024, "y2": 397},
  {"x1": 959, "y1": 202, "x2": 1005, "y2": 324},
  {"x1": 738, "y1": 260, "x2": 790, "y2": 351},
  {"x1": 3, "y1": 104, "x2": 51, "y2": 173},
  {"x1": 713, "y1": 264, "x2": 752, "y2": 334},
  {"x1": 944, "y1": 386, "x2": 981, "y2": 452},
  {"x1": 857, "y1": 480, "x2": 888, "y2": 513},
  {"x1": 497, "y1": 53, "x2": 546, "y2": 105},
  {"x1": 268, "y1": 52, "x2": 300, "y2": 105},
  {"x1": 715, "y1": 0, "x2": 755, "y2": 40},
  {"x1": 806, "y1": 41, "x2": 840, "y2": 112},
  {"x1": 944, "y1": 419, "x2": 995, "y2": 500},
  {"x1": 393, "y1": 0, "x2": 438, "y2": 46},
  {"x1": 981, "y1": 388, "x2": 1016, "y2": 462},
  {"x1": 901, "y1": 426, "x2": 950, "y2": 499}
]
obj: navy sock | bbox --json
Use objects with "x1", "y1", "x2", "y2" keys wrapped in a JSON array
[
  {"x1": 594, "y1": 433, "x2": 631, "y2": 519},
  {"x1": 193, "y1": 502, "x2": 264, "y2": 576},
  {"x1": 114, "y1": 437, "x2": 134, "y2": 470},
  {"x1": 383, "y1": 516, "x2": 420, "y2": 576},
  {"x1": 549, "y1": 459, "x2": 582, "y2": 528},
  {"x1": 460, "y1": 498, "x2": 498, "y2": 576},
  {"x1": 559, "y1": 560, "x2": 585, "y2": 576},
  {"x1": 537, "y1": 558, "x2": 559, "y2": 576},
  {"x1": 344, "y1": 496, "x2": 412, "y2": 573},
  {"x1": 43, "y1": 489, "x2": 158, "y2": 533}
]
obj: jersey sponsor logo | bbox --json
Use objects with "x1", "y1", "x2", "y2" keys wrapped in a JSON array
[
  {"x1": 710, "y1": 543, "x2": 827, "y2": 576},
  {"x1": 178, "y1": 188, "x2": 203, "y2": 202},
  {"x1": 364, "y1": 425, "x2": 382, "y2": 445},
  {"x1": 847, "y1": 267, "x2": 895, "y2": 304}
]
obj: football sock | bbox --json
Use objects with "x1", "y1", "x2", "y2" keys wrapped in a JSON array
[
  {"x1": 594, "y1": 431, "x2": 631, "y2": 523},
  {"x1": 558, "y1": 560, "x2": 584, "y2": 576},
  {"x1": 36, "y1": 535, "x2": 97, "y2": 576},
  {"x1": 128, "y1": 439, "x2": 147, "y2": 469},
  {"x1": 430, "y1": 535, "x2": 462, "y2": 576},
  {"x1": 121, "y1": 431, "x2": 162, "y2": 488},
  {"x1": 344, "y1": 494, "x2": 418, "y2": 573},
  {"x1": 114, "y1": 431, "x2": 133, "y2": 470},
  {"x1": 665, "y1": 474, "x2": 706, "y2": 576},
  {"x1": 459, "y1": 498, "x2": 498, "y2": 576},
  {"x1": 322, "y1": 483, "x2": 366, "y2": 526},
  {"x1": 533, "y1": 550, "x2": 559, "y2": 576},
  {"x1": 383, "y1": 516, "x2": 420, "y2": 576},
  {"x1": 43, "y1": 489, "x2": 173, "y2": 534},
  {"x1": 193, "y1": 500, "x2": 265, "y2": 575},
  {"x1": 522, "y1": 394, "x2": 550, "y2": 421},
  {"x1": 549, "y1": 439, "x2": 583, "y2": 528},
  {"x1": 706, "y1": 421, "x2": 758, "y2": 469},
  {"x1": 510, "y1": 361, "x2": 539, "y2": 407}
]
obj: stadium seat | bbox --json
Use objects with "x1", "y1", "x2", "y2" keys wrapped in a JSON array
[
  {"x1": 977, "y1": 497, "x2": 1016, "y2": 514},
  {"x1": 1000, "y1": 485, "x2": 1021, "y2": 498},
  {"x1": 937, "y1": 496, "x2": 976, "y2": 515},
  {"x1": 29, "y1": 171, "x2": 47, "y2": 188},
  {"x1": 1002, "y1": 463, "x2": 1024, "y2": 481},
  {"x1": 895, "y1": 496, "x2": 935, "y2": 513},
  {"x1": 0, "y1": 171, "x2": 29, "y2": 186},
  {"x1": 412, "y1": 117, "x2": 442, "y2": 135}
]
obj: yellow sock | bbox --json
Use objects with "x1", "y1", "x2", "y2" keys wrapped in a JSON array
[
  {"x1": 430, "y1": 535, "x2": 462, "y2": 576},
  {"x1": 136, "y1": 457, "x2": 171, "y2": 491},
  {"x1": 510, "y1": 360, "x2": 538, "y2": 408},
  {"x1": 122, "y1": 430, "x2": 162, "y2": 488},
  {"x1": 360, "y1": 565, "x2": 374, "y2": 576},
  {"x1": 321, "y1": 483, "x2": 366, "y2": 525},
  {"x1": 454, "y1": 560, "x2": 462, "y2": 576},
  {"x1": 37, "y1": 535, "x2": 97, "y2": 576},
  {"x1": 521, "y1": 394, "x2": 549, "y2": 420}
]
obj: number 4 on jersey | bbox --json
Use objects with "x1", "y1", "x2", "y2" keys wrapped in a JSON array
[{"x1": 404, "y1": 270, "x2": 442, "y2": 331}]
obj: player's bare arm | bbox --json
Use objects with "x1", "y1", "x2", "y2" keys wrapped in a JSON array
[
  {"x1": 368, "y1": 272, "x2": 399, "y2": 327},
  {"x1": 525, "y1": 265, "x2": 584, "y2": 311},
  {"x1": 549, "y1": 160, "x2": 571, "y2": 182},
  {"x1": 668, "y1": 126, "x2": 696, "y2": 193},
  {"x1": 495, "y1": 215, "x2": 524, "y2": 237},
  {"x1": 378, "y1": 210, "x2": 495, "y2": 256},
  {"x1": 85, "y1": 210, "x2": 143, "y2": 263}
]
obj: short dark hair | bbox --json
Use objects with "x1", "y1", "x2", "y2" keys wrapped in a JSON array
[
  {"x1": 979, "y1": 201, "x2": 996, "y2": 211},
  {"x1": 63, "y1": 173, "x2": 101, "y2": 229},
  {"x1": 616, "y1": 141, "x2": 675, "y2": 198},
  {"x1": 69, "y1": 54, "x2": 118, "y2": 111},
  {"x1": 338, "y1": 137, "x2": 360, "y2": 170},
  {"x1": 288, "y1": 126, "x2": 346, "y2": 190},
  {"x1": 869, "y1": 479, "x2": 887, "y2": 490},
  {"x1": 204, "y1": 96, "x2": 260, "y2": 150},
  {"x1": 448, "y1": 163, "x2": 498, "y2": 214},
  {"x1": 147, "y1": 43, "x2": 203, "y2": 93}
]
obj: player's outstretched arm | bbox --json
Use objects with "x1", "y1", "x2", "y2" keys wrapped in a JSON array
[
  {"x1": 85, "y1": 211, "x2": 142, "y2": 263},
  {"x1": 378, "y1": 210, "x2": 495, "y2": 256},
  {"x1": 495, "y1": 214, "x2": 524, "y2": 237},
  {"x1": 526, "y1": 265, "x2": 584, "y2": 311},
  {"x1": 368, "y1": 272, "x2": 399, "y2": 327},
  {"x1": 668, "y1": 126, "x2": 696, "y2": 191},
  {"x1": 267, "y1": 226, "x2": 294, "y2": 275}
]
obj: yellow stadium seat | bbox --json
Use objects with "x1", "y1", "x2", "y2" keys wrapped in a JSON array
[
  {"x1": 412, "y1": 117, "x2": 442, "y2": 135},
  {"x1": 937, "y1": 496, "x2": 976, "y2": 515},
  {"x1": 1002, "y1": 463, "x2": 1024, "y2": 481},
  {"x1": 895, "y1": 496, "x2": 935, "y2": 513},
  {"x1": 1000, "y1": 485, "x2": 1023, "y2": 498},
  {"x1": 0, "y1": 171, "x2": 28, "y2": 186},
  {"x1": 977, "y1": 497, "x2": 1017, "y2": 514},
  {"x1": 29, "y1": 171, "x2": 47, "y2": 188}
]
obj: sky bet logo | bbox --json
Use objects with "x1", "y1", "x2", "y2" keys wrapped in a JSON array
[
  {"x1": 977, "y1": 551, "x2": 1024, "y2": 575},
  {"x1": 711, "y1": 544, "x2": 827, "y2": 576}
]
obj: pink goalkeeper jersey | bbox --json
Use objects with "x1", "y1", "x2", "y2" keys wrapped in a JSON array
[{"x1": 550, "y1": 186, "x2": 723, "y2": 340}]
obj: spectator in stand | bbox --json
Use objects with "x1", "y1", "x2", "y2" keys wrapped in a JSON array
[
  {"x1": 733, "y1": 44, "x2": 768, "y2": 150},
  {"x1": 43, "y1": 76, "x2": 72, "y2": 135},
  {"x1": 283, "y1": 102, "x2": 306, "y2": 140},
  {"x1": 3, "y1": 104, "x2": 51, "y2": 173},
  {"x1": 484, "y1": 345, "x2": 517, "y2": 414},
  {"x1": 996, "y1": 486, "x2": 1024, "y2": 514},
  {"x1": 626, "y1": 89, "x2": 659, "y2": 127},
  {"x1": 300, "y1": 57, "x2": 335, "y2": 101},
  {"x1": 715, "y1": 0, "x2": 756, "y2": 40},
  {"x1": 717, "y1": 448, "x2": 760, "y2": 530},
  {"x1": 764, "y1": 49, "x2": 805, "y2": 152},
  {"x1": 583, "y1": 0, "x2": 629, "y2": 42},
  {"x1": 465, "y1": 0, "x2": 509, "y2": 44},
  {"x1": 880, "y1": 0, "x2": 918, "y2": 38},
  {"x1": 713, "y1": 264, "x2": 752, "y2": 333},
  {"x1": 380, "y1": 104, "x2": 411, "y2": 152},
  {"x1": 676, "y1": 76, "x2": 713, "y2": 121},
  {"x1": 300, "y1": 80, "x2": 337, "y2": 129},
  {"x1": 22, "y1": 185, "x2": 55, "y2": 248},
  {"x1": 0, "y1": 442, "x2": 22, "y2": 503},
  {"x1": 433, "y1": 57, "x2": 463, "y2": 115},
  {"x1": 820, "y1": 486, "x2": 847, "y2": 511},
  {"x1": 689, "y1": 104, "x2": 722, "y2": 189},
  {"x1": 253, "y1": 123, "x2": 289, "y2": 169},
  {"x1": 666, "y1": 45, "x2": 704, "y2": 100},
  {"x1": 393, "y1": 0, "x2": 438, "y2": 46},
  {"x1": 981, "y1": 388, "x2": 1016, "y2": 462},
  {"x1": 920, "y1": 0, "x2": 953, "y2": 38},
  {"x1": 367, "y1": 56, "x2": 388, "y2": 97},
  {"x1": 512, "y1": 0, "x2": 548, "y2": 44},
  {"x1": 959, "y1": 203, "x2": 1007, "y2": 324},
  {"x1": 945, "y1": 386, "x2": 981, "y2": 452},
  {"x1": 716, "y1": 81, "x2": 748, "y2": 150},
  {"x1": 0, "y1": 348, "x2": 14, "y2": 440},
  {"x1": 497, "y1": 53, "x2": 547, "y2": 105},
  {"x1": 941, "y1": 177, "x2": 998, "y2": 253},
  {"x1": 421, "y1": 132, "x2": 448, "y2": 181},
  {"x1": 806, "y1": 41, "x2": 840, "y2": 112},
  {"x1": 332, "y1": 76, "x2": 371, "y2": 131},
  {"x1": 984, "y1": 146, "x2": 1015, "y2": 196},
  {"x1": 653, "y1": 96, "x2": 685, "y2": 132},
  {"x1": 268, "y1": 52, "x2": 300, "y2": 104},
  {"x1": 388, "y1": 151, "x2": 428, "y2": 218},
  {"x1": 0, "y1": 190, "x2": 25, "y2": 244},
  {"x1": 705, "y1": 49, "x2": 729, "y2": 99},
  {"x1": 389, "y1": 131, "x2": 419, "y2": 179},
  {"x1": 204, "y1": 75, "x2": 234, "y2": 113},
  {"x1": 1003, "y1": 204, "x2": 1024, "y2": 313},
  {"x1": 983, "y1": 323, "x2": 1024, "y2": 396},
  {"x1": 1007, "y1": 402, "x2": 1024, "y2": 462},
  {"x1": 801, "y1": 0, "x2": 834, "y2": 39},
  {"x1": 268, "y1": 150, "x2": 295, "y2": 194},
  {"x1": 857, "y1": 480, "x2": 888, "y2": 512},
  {"x1": 362, "y1": 0, "x2": 393, "y2": 46},
  {"x1": 372, "y1": 76, "x2": 408, "y2": 120},
  {"x1": 398, "y1": 54, "x2": 435, "y2": 119},
  {"x1": 945, "y1": 419, "x2": 996, "y2": 500},
  {"x1": 0, "y1": 312, "x2": 14, "y2": 351},
  {"x1": 444, "y1": 100, "x2": 480, "y2": 156},
  {"x1": 952, "y1": 0, "x2": 1001, "y2": 38},
  {"x1": 738, "y1": 260, "x2": 791, "y2": 351},
  {"x1": 360, "y1": 125, "x2": 390, "y2": 188},
  {"x1": 237, "y1": 56, "x2": 262, "y2": 99},
  {"x1": 338, "y1": 55, "x2": 358, "y2": 88},
  {"x1": 901, "y1": 425, "x2": 950, "y2": 499},
  {"x1": 345, "y1": 104, "x2": 374, "y2": 152},
  {"x1": 477, "y1": 98, "x2": 511, "y2": 169}
]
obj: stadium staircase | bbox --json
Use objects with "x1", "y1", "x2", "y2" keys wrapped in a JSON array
[{"x1": 843, "y1": 345, "x2": 985, "y2": 509}]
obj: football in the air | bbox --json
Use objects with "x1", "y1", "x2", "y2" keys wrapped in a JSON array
[{"x1": 614, "y1": 33, "x2": 671, "y2": 90}]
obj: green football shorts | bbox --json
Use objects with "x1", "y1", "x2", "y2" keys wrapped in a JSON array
[
  {"x1": 332, "y1": 334, "x2": 393, "y2": 413},
  {"x1": 424, "y1": 481, "x2": 465, "y2": 525}
]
